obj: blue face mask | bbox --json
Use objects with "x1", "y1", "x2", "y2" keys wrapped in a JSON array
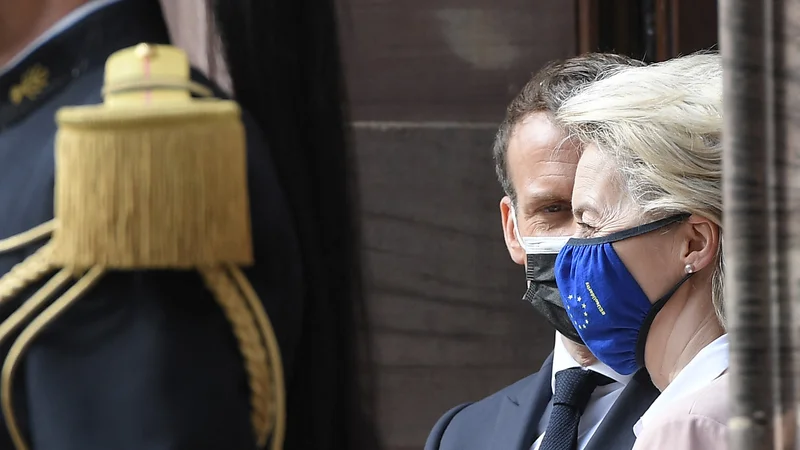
[{"x1": 554, "y1": 214, "x2": 692, "y2": 375}]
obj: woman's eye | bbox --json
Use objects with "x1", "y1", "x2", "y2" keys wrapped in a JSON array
[{"x1": 577, "y1": 222, "x2": 595, "y2": 231}]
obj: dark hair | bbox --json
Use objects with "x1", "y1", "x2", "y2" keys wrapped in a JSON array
[
  {"x1": 493, "y1": 53, "x2": 647, "y2": 203},
  {"x1": 210, "y1": 1, "x2": 379, "y2": 450}
]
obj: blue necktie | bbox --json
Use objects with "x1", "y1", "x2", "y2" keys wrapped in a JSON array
[{"x1": 539, "y1": 368, "x2": 612, "y2": 450}]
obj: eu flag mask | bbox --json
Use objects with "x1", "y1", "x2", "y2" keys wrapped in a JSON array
[
  {"x1": 510, "y1": 208, "x2": 582, "y2": 344},
  {"x1": 554, "y1": 214, "x2": 692, "y2": 375}
]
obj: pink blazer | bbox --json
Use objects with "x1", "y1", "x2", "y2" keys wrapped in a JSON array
[{"x1": 632, "y1": 373, "x2": 728, "y2": 450}]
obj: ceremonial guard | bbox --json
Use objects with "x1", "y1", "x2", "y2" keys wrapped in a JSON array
[{"x1": 0, "y1": 0, "x2": 376, "y2": 449}]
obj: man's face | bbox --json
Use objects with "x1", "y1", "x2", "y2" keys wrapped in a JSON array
[{"x1": 500, "y1": 111, "x2": 580, "y2": 266}]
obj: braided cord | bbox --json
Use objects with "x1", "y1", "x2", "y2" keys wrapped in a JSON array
[
  {"x1": 228, "y1": 265, "x2": 286, "y2": 450},
  {"x1": 1, "y1": 267, "x2": 104, "y2": 450},
  {"x1": 0, "y1": 221, "x2": 55, "y2": 255},
  {"x1": 200, "y1": 267, "x2": 272, "y2": 447},
  {"x1": 0, "y1": 225, "x2": 279, "y2": 449},
  {"x1": 0, "y1": 246, "x2": 55, "y2": 305},
  {"x1": 0, "y1": 269, "x2": 73, "y2": 349}
]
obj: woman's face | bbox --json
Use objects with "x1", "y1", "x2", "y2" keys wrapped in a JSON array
[
  {"x1": 571, "y1": 144, "x2": 700, "y2": 379},
  {"x1": 571, "y1": 144, "x2": 686, "y2": 301}
]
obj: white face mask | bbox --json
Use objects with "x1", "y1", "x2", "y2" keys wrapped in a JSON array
[{"x1": 509, "y1": 204, "x2": 569, "y2": 255}]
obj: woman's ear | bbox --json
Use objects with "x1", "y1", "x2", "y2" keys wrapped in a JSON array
[
  {"x1": 500, "y1": 196, "x2": 525, "y2": 266},
  {"x1": 682, "y1": 214, "x2": 720, "y2": 273}
]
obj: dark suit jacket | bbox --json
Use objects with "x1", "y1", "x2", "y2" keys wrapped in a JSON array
[
  {"x1": 0, "y1": 1, "x2": 303, "y2": 448},
  {"x1": 425, "y1": 353, "x2": 660, "y2": 450}
]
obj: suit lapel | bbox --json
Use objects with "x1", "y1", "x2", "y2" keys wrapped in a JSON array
[
  {"x1": 585, "y1": 369, "x2": 660, "y2": 450},
  {"x1": 488, "y1": 353, "x2": 554, "y2": 450}
]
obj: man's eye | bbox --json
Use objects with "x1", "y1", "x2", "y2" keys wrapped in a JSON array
[
  {"x1": 542, "y1": 204, "x2": 570, "y2": 214},
  {"x1": 577, "y1": 222, "x2": 596, "y2": 231}
]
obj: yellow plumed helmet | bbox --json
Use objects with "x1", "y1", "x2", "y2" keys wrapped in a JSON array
[{"x1": 0, "y1": 43, "x2": 285, "y2": 450}]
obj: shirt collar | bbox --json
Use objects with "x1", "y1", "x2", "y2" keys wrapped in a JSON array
[
  {"x1": 633, "y1": 333, "x2": 729, "y2": 436},
  {"x1": 551, "y1": 331, "x2": 633, "y2": 393}
]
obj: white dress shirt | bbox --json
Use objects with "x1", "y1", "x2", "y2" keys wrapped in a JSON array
[
  {"x1": 531, "y1": 332, "x2": 633, "y2": 450},
  {"x1": 633, "y1": 333, "x2": 729, "y2": 437},
  {"x1": 1, "y1": 0, "x2": 123, "y2": 75}
]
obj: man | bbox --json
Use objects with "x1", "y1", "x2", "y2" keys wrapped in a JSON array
[
  {"x1": 425, "y1": 54, "x2": 660, "y2": 450},
  {"x1": 0, "y1": 1, "x2": 375, "y2": 449}
]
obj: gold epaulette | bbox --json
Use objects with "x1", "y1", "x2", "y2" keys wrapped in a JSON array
[{"x1": 0, "y1": 43, "x2": 285, "y2": 450}]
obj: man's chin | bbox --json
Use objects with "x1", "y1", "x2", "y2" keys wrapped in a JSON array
[{"x1": 559, "y1": 333, "x2": 598, "y2": 367}]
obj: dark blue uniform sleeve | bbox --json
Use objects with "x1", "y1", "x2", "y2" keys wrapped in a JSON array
[{"x1": 1, "y1": 111, "x2": 304, "y2": 450}]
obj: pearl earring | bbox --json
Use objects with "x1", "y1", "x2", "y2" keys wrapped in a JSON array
[{"x1": 685, "y1": 264, "x2": 694, "y2": 274}]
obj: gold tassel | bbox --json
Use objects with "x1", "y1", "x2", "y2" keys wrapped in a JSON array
[
  {"x1": 51, "y1": 102, "x2": 252, "y2": 269},
  {"x1": 0, "y1": 43, "x2": 284, "y2": 450}
]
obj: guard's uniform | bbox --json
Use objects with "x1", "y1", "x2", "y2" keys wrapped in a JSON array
[{"x1": 0, "y1": 1, "x2": 303, "y2": 449}]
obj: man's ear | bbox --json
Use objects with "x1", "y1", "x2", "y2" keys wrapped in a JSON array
[
  {"x1": 500, "y1": 196, "x2": 525, "y2": 266},
  {"x1": 682, "y1": 214, "x2": 720, "y2": 273}
]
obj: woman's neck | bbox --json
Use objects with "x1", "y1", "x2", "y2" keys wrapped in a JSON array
[{"x1": 647, "y1": 288, "x2": 725, "y2": 391}]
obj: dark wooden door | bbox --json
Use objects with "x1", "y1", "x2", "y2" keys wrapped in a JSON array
[{"x1": 577, "y1": 0, "x2": 718, "y2": 62}]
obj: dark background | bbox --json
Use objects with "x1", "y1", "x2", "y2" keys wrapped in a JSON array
[{"x1": 338, "y1": 1, "x2": 718, "y2": 448}]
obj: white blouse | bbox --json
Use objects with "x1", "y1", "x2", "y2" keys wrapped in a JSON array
[{"x1": 633, "y1": 333, "x2": 730, "y2": 437}]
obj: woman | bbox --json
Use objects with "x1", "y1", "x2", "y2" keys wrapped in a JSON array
[{"x1": 553, "y1": 53, "x2": 727, "y2": 449}]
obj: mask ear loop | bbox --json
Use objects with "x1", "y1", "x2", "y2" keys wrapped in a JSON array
[
  {"x1": 510, "y1": 205, "x2": 570, "y2": 255},
  {"x1": 567, "y1": 213, "x2": 691, "y2": 247},
  {"x1": 509, "y1": 204, "x2": 525, "y2": 245},
  {"x1": 634, "y1": 272, "x2": 694, "y2": 368}
]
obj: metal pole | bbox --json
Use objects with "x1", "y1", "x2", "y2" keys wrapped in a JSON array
[
  {"x1": 766, "y1": 2, "x2": 799, "y2": 449},
  {"x1": 778, "y1": 1, "x2": 800, "y2": 448},
  {"x1": 720, "y1": 0, "x2": 775, "y2": 449}
]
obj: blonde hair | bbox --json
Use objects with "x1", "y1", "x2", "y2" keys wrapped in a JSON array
[{"x1": 555, "y1": 53, "x2": 726, "y2": 326}]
